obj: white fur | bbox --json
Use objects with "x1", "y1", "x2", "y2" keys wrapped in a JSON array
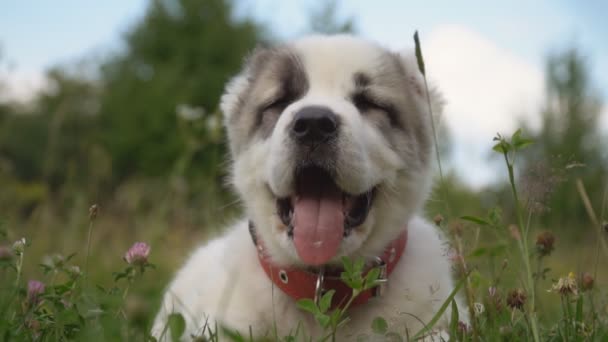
[
  {"x1": 152, "y1": 35, "x2": 464, "y2": 341},
  {"x1": 152, "y1": 218, "x2": 457, "y2": 340}
]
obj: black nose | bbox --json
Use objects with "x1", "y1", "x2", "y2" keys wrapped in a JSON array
[{"x1": 291, "y1": 106, "x2": 339, "y2": 143}]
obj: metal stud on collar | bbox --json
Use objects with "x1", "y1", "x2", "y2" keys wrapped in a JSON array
[
  {"x1": 373, "y1": 256, "x2": 388, "y2": 297},
  {"x1": 313, "y1": 266, "x2": 326, "y2": 306},
  {"x1": 279, "y1": 269, "x2": 289, "y2": 284}
]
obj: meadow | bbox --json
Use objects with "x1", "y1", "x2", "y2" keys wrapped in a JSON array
[{"x1": 1, "y1": 0, "x2": 607, "y2": 340}]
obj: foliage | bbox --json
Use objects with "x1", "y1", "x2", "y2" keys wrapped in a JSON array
[
  {"x1": 98, "y1": 0, "x2": 261, "y2": 181},
  {"x1": 308, "y1": 0, "x2": 357, "y2": 35},
  {"x1": 520, "y1": 48, "x2": 607, "y2": 228}
]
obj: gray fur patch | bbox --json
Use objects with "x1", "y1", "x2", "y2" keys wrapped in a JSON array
[{"x1": 226, "y1": 46, "x2": 309, "y2": 154}]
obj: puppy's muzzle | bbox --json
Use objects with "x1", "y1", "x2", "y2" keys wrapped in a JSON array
[{"x1": 291, "y1": 106, "x2": 339, "y2": 145}]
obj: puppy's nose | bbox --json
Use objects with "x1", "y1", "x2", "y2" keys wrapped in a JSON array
[{"x1": 291, "y1": 106, "x2": 339, "y2": 143}]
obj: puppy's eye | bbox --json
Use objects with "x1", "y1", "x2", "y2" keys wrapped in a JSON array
[
  {"x1": 262, "y1": 95, "x2": 290, "y2": 113},
  {"x1": 352, "y1": 94, "x2": 384, "y2": 112}
]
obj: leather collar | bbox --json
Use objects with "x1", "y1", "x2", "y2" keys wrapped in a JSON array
[{"x1": 249, "y1": 221, "x2": 408, "y2": 310}]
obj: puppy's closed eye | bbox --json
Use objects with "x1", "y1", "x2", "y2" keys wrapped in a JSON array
[
  {"x1": 352, "y1": 93, "x2": 386, "y2": 113},
  {"x1": 261, "y1": 94, "x2": 291, "y2": 113},
  {"x1": 352, "y1": 93, "x2": 401, "y2": 128}
]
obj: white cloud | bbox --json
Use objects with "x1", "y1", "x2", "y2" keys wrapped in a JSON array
[
  {"x1": 1, "y1": 69, "x2": 47, "y2": 103},
  {"x1": 601, "y1": 106, "x2": 608, "y2": 133},
  {"x1": 421, "y1": 25, "x2": 546, "y2": 187}
]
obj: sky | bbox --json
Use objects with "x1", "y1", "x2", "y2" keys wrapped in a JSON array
[{"x1": 1, "y1": 0, "x2": 607, "y2": 188}]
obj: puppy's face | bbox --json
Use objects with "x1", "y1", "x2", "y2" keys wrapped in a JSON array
[{"x1": 221, "y1": 35, "x2": 437, "y2": 266}]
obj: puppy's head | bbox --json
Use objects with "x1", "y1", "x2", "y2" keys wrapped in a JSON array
[{"x1": 221, "y1": 35, "x2": 439, "y2": 266}]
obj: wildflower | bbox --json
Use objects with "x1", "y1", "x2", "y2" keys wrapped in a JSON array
[
  {"x1": 508, "y1": 225, "x2": 521, "y2": 241},
  {"x1": 506, "y1": 288, "x2": 527, "y2": 310},
  {"x1": 42, "y1": 253, "x2": 65, "y2": 269},
  {"x1": 447, "y1": 248, "x2": 464, "y2": 264},
  {"x1": 486, "y1": 286, "x2": 503, "y2": 312},
  {"x1": 89, "y1": 204, "x2": 99, "y2": 219},
  {"x1": 581, "y1": 272, "x2": 594, "y2": 292},
  {"x1": 12, "y1": 237, "x2": 26, "y2": 255},
  {"x1": 474, "y1": 302, "x2": 485, "y2": 314},
  {"x1": 67, "y1": 265, "x2": 82, "y2": 278},
  {"x1": 433, "y1": 214, "x2": 444, "y2": 226},
  {"x1": 535, "y1": 231, "x2": 555, "y2": 256},
  {"x1": 551, "y1": 272, "x2": 578, "y2": 296},
  {"x1": 27, "y1": 280, "x2": 45, "y2": 304},
  {"x1": 499, "y1": 326, "x2": 512, "y2": 336},
  {"x1": 0, "y1": 245, "x2": 13, "y2": 261},
  {"x1": 457, "y1": 321, "x2": 469, "y2": 334},
  {"x1": 449, "y1": 221, "x2": 463, "y2": 236},
  {"x1": 176, "y1": 104, "x2": 205, "y2": 121},
  {"x1": 124, "y1": 242, "x2": 150, "y2": 265},
  {"x1": 26, "y1": 318, "x2": 41, "y2": 338}
]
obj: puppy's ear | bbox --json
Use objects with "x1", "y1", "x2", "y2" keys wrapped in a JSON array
[
  {"x1": 220, "y1": 47, "x2": 274, "y2": 123},
  {"x1": 395, "y1": 50, "x2": 444, "y2": 121}
]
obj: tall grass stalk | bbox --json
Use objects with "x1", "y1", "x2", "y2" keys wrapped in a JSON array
[
  {"x1": 576, "y1": 179, "x2": 608, "y2": 258},
  {"x1": 413, "y1": 31, "x2": 479, "y2": 338},
  {"x1": 497, "y1": 138, "x2": 540, "y2": 342},
  {"x1": 84, "y1": 204, "x2": 98, "y2": 289}
]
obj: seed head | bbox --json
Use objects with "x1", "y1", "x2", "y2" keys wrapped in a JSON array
[
  {"x1": 506, "y1": 288, "x2": 527, "y2": 310},
  {"x1": 551, "y1": 272, "x2": 578, "y2": 296},
  {"x1": 580, "y1": 272, "x2": 594, "y2": 292},
  {"x1": 433, "y1": 214, "x2": 444, "y2": 226},
  {"x1": 535, "y1": 231, "x2": 555, "y2": 257},
  {"x1": 67, "y1": 265, "x2": 82, "y2": 278},
  {"x1": 124, "y1": 242, "x2": 150, "y2": 265},
  {"x1": 449, "y1": 221, "x2": 464, "y2": 236},
  {"x1": 486, "y1": 286, "x2": 503, "y2": 312},
  {"x1": 457, "y1": 321, "x2": 469, "y2": 334},
  {"x1": 0, "y1": 245, "x2": 13, "y2": 261},
  {"x1": 12, "y1": 237, "x2": 26, "y2": 255},
  {"x1": 89, "y1": 204, "x2": 99, "y2": 219}
]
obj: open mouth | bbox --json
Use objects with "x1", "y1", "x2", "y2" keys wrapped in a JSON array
[{"x1": 276, "y1": 166, "x2": 375, "y2": 265}]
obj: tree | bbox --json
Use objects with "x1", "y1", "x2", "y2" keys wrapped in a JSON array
[
  {"x1": 98, "y1": 0, "x2": 262, "y2": 181},
  {"x1": 308, "y1": 0, "x2": 356, "y2": 34},
  {"x1": 521, "y1": 48, "x2": 606, "y2": 228}
]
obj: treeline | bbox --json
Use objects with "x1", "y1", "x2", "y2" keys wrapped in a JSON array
[{"x1": 0, "y1": 0, "x2": 355, "y2": 227}]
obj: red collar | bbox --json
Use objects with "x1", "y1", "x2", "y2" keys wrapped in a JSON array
[{"x1": 250, "y1": 223, "x2": 408, "y2": 310}]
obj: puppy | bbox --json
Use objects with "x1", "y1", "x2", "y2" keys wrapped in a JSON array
[{"x1": 152, "y1": 34, "x2": 463, "y2": 340}]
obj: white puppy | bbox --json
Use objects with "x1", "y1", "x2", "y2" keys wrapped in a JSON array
[{"x1": 152, "y1": 35, "x2": 463, "y2": 341}]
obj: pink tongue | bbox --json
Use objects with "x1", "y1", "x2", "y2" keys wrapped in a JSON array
[{"x1": 293, "y1": 185, "x2": 344, "y2": 265}]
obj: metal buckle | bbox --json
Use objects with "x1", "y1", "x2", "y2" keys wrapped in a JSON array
[
  {"x1": 314, "y1": 266, "x2": 326, "y2": 306},
  {"x1": 372, "y1": 257, "x2": 388, "y2": 297},
  {"x1": 314, "y1": 258, "x2": 387, "y2": 305}
]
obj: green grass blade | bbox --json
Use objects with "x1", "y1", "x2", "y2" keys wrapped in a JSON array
[{"x1": 412, "y1": 276, "x2": 466, "y2": 340}]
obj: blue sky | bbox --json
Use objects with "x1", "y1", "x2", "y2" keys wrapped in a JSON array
[{"x1": 1, "y1": 0, "x2": 606, "y2": 187}]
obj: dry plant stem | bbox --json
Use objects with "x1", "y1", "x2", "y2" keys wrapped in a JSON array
[
  {"x1": 454, "y1": 234, "x2": 477, "y2": 337},
  {"x1": 14, "y1": 251, "x2": 23, "y2": 288},
  {"x1": 502, "y1": 152, "x2": 540, "y2": 342},
  {"x1": 416, "y1": 33, "x2": 478, "y2": 338},
  {"x1": 422, "y1": 77, "x2": 450, "y2": 215},
  {"x1": 84, "y1": 218, "x2": 95, "y2": 289},
  {"x1": 576, "y1": 179, "x2": 608, "y2": 258}
]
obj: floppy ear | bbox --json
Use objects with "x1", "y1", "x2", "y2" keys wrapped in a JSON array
[
  {"x1": 220, "y1": 47, "x2": 273, "y2": 125},
  {"x1": 396, "y1": 50, "x2": 445, "y2": 122}
]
